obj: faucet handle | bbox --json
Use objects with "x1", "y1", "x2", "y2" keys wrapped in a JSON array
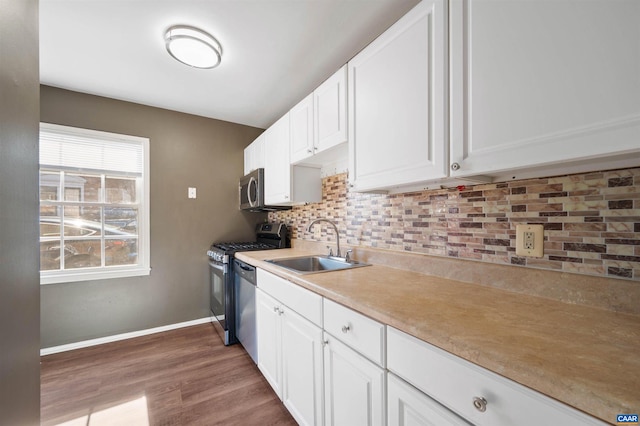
[
  {"x1": 326, "y1": 245, "x2": 334, "y2": 257},
  {"x1": 345, "y1": 250, "x2": 353, "y2": 262}
]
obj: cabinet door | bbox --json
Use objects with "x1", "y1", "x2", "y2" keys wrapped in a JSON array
[
  {"x1": 244, "y1": 134, "x2": 265, "y2": 175},
  {"x1": 324, "y1": 334, "x2": 386, "y2": 426},
  {"x1": 281, "y1": 306, "x2": 324, "y2": 426},
  {"x1": 449, "y1": 0, "x2": 640, "y2": 178},
  {"x1": 256, "y1": 289, "x2": 282, "y2": 397},
  {"x1": 315, "y1": 65, "x2": 347, "y2": 153},
  {"x1": 253, "y1": 134, "x2": 265, "y2": 170},
  {"x1": 244, "y1": 144, "x2": 252, "y2": 175},
  {"x1": 388, "y1": 373, "x2": 470, "y2": 426},
  {"x1": 264, "y1": 113, "x2": 291, "y2": 204},
  {"x1": 290, "y1": 93, "x2": 315, "y2": 164},
  {"x1": 348, "y1": 0, "x2": 447, "y2": 192}
]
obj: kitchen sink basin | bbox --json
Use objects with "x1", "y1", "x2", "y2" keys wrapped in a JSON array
[{"x1": 265, "y1": 255, "x2": 370, "y2": 274}]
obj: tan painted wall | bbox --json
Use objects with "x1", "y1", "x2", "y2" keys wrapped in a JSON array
[
  {"x1": 0, "y1": 0, "x2": 41, "y2": 423},
  {"x1": 40, "y1": 85, "x2": 266, "y2": 348}
]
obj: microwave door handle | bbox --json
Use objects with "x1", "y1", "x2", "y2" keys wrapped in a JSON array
[{"x1": 248, "y1": 176, "x2": 258, "y2": 208}]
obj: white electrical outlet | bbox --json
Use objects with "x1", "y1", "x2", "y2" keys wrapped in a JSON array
[
  {"x1": 524, "y1": 231, "x2": 535, "y2": 249},
  {"x1": 516, "y1": 224, "x2": 544, "y2": 257}
]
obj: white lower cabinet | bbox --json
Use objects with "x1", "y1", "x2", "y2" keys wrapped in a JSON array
[
  {"x1": 323, "y1": 298, "x2": 386, "y2": 366},
  {"x1": 323, "y1": 333, "x2": 386, "y2": 426},
  {"x1": 388, "y1": 373, "x2": 470, "y2": 426},
  {"x1": 387, "y1": 327, "x2": 605, "y2": 426},
  {"x1": 282, "y1": 303, "x2": 324, "y2": 425},
  {"x1": 256, "y1": 286, "x2": 324, "y2": 426},
  {"x1": 256, "y1": 288, "x2": 282, "y2": 396},
  {"x1": 256, "y1": 269, "x2": 607, "y2": 426},
  {"x1": 256, "y1": 268, "x2": 388, "y2": 425}
]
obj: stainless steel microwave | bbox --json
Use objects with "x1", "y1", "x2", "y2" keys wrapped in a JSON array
[{"x1": 239, "y1": 168, "x2": 291, "y2": 212}]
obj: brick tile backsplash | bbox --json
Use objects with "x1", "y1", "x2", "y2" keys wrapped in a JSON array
[{"x1": 269, "y1": 168, "x2": 640, "y2": 280}]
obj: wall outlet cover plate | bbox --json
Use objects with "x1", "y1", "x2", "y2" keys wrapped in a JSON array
[{"x1": 515, "y1": 224, "x2": 544, "y2": 258}]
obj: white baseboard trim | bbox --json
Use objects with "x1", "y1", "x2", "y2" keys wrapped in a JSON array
[{"x1": 40, "y1": 317, "x2": 213, "y2": 356}]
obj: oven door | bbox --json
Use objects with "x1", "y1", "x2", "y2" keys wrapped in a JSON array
[{"x1": 209, "y1": 260, "x2": 237, "y2": 345}]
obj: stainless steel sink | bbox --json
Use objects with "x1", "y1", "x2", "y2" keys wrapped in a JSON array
[{"x1": 265, "y1": 255, "x2": 370, "y2": 275}]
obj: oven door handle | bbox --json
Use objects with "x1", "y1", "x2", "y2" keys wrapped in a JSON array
[{"x1": 209, "y1": 261, "x2": 226, "y2": 272}]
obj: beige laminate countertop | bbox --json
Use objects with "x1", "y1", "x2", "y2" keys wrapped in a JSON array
[{"x1": 236, "y1": 248, "x2": 640, "y2": 424}]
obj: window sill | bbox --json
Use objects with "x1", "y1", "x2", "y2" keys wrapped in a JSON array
[{"x1": 40, "y1": 266, "x2": 151, "y2": 285}]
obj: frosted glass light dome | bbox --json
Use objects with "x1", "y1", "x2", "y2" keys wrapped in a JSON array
[{"x1": 164, "y1": 25, "x2": 222, "y2": 69}]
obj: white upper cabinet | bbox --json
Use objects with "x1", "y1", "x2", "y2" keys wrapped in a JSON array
[
  {"x1": 291, "y1": 66, "x2": 349, "y2": 168},
  {"x1": 243, "y1": 146, "x2": 251, "y2": 175},
  {"x1": 345, "y1": 0, "x2": 639, "y2": 193},
  {"x1": 348, "y1": 0, "x2": 448, "y2": 192},
  {"x1": 315, "y1": 65, "x2": 348, "y2": 153},
  {"x1": 243, "y1": 133, "x2": 265, "y2": 176},
  {"x1": 264, "y1": 113, "x2": 291, "y2": 204},
  {"x1": 290, "y1": 93, "x2": 315, "y2": 165},
  {"x1": 449, "y1": 0, "x2": 640, "y2": 180},
  {"x1": 264, "y1": 113, "x2": 322, "y2": 206}
]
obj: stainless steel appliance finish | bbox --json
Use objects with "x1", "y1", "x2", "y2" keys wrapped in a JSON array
[
  {"x1": 239, "y1": 168, "x2": 291, "y2": 212},
  {"x1": 234, "y1": 258, "x2": 257, "y2": 364},
  {"x1": 208, "y1": 258, "x2": 232, "y2": 344},
  {"x1": 207, "y1": 223, "x2": 288, "y2": 346},
  {"x1": 265, "y1": 255, "x2": 370, "y2": 275}
]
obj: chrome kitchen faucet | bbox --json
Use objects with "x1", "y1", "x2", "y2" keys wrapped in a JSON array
[{"x1": 307, "y1": 218, "x2": 343, "y2": 258}]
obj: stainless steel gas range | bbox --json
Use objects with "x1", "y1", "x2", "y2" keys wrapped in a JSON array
[{"x1": 206, "y1": 223, "x2": 288, "y2": 346}]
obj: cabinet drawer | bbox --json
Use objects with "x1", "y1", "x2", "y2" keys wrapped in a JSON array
[
  {"x1": 323, "y1": 298, "x2": 385, "y2": 366},
  {"x1": 387, "y1": 327, "x2": 605, "y2": 426},
  {"x1": 388, "y1": 373, "x2": 471, "y2": 426},
  {"x1": 257, "y1": 269, "x2": 322, "y2": 327}
]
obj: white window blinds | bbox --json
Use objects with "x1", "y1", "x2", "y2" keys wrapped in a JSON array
[{"x1": 40, "y1": 124, "x2": 144, "y2": 175}]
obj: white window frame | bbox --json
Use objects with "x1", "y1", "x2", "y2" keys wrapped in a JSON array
[{"x1": 39, "y1": 123, "x2": 150, "y2": 284}]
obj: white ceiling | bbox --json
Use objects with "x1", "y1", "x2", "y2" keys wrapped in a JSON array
[{"x1": 40, "y1": 0, "x2": 420, "y2": 129}]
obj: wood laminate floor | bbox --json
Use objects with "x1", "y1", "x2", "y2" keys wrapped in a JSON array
[{"x1": 40, "y1": 323, "x2": 297, "y2": 426}]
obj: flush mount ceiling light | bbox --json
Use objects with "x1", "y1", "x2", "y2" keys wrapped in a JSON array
[{"x1": 164, "y1": 25, "x2": 222, "y2": 69}]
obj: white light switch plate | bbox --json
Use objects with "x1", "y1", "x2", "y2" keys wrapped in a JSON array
[
  {"x1": 188, "y1": 187, "x2": 197, "y2": 199},
  {"x1": 515, "y1": 224, "x2": 544, "y2": 257}
]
